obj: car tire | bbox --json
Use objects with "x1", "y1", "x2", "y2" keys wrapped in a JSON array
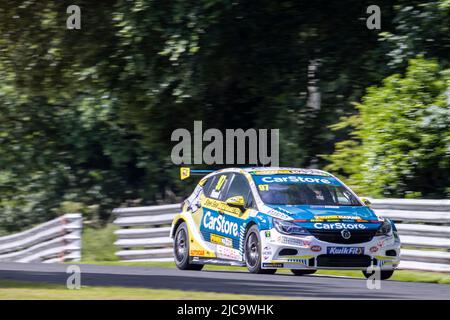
[
  {"x1": 173, "y1": 222, "x2": 203, "y2": 271},
  {"x1": 362, "y1": 269, "x2": 394, "y2": 280},
  {"x1": 244, "y1": 225, "x2": 276, "y2": 274},
  {"x1": 291, "y1": 269, "x2": 317, "y2": 276}
]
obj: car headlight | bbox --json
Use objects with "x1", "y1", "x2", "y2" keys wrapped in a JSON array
[
  {"x1": 273, "y1": 218, "x2": 310, "y2": 236},
  {"x1": 376, "y1": 220, "x2": 393, "y2": 236}
]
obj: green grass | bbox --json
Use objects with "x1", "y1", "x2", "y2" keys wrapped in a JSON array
[
  {"x1": 82, "y1": 224, "x2": 119, "y2": 262},
  {"x1": 0, "y1": 280, "x2": 290, "y2": 300}
]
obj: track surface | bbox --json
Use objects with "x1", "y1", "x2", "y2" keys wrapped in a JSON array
[{"x1": 0, "y1": 262, "x2": 449, "y2": 299}]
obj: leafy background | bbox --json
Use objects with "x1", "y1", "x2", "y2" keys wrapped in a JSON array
[{"x1": 0, "y1": 0, "x2": 448, "y2": 233}]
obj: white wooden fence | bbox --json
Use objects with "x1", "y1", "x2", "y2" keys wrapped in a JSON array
[
  {"x1": 113, "y1": 200, "x2": 450, "y2": 272},
  {"x1": 0, "y1": 214, "x2": 82, "y2": 263}
]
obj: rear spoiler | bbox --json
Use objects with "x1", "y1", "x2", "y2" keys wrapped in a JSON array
[{"x1": 180, "y1": 167, "x2": 215, "y2": 180}]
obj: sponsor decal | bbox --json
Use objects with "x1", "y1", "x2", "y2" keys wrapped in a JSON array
[
  {"x1": 266, "y1": 208, "x2": 291, "y2": 220},
  {"x1": 286, "y1": 258, "x2": 309, "y2": 265},
  {"x1": 262, "y1": 263, "x2": 284, "y2": 268},
  {"x1": 190, "y1": 249, "x2": 205, "y2": 256},
  {"x1": 210, "y1": 234, "x2": 233, "y2": 247},
  {"x1": 216, "y1": 245, "x2": 242, "y2": 260},
  {"x1": 202, "y1": 211, "x2": 239, "y2": 237},
  {"x1": 261, "y1": 176, "x2": 333, "y2": 184},
  {"x1": 265, "y1": 230, "x2": 271, "y2": 238},
  {"x1": 277, "y1": 236, "x2": 308, "y2": 247},
  {"x1": 311, "y1": 215, "x2": 367, "y2": 222},
  {"x1": 381, "y1": 236, "x2": 395, "y2": 246},
  {"x1": 370, "y1": 246, "x2": 379, "y2": 253},
  {"x1": 262, "y1": 246, "x2": 273, "y2": 261},
  {"x1": 202, "y1": 198, "x2": 241, "y2": 215},
  {"x1": 310, "y1": 245, "x2": 322, "y2": 252},
  {"x1": 327, "y1": 247, "x2": 364, "y2": 255},
  {"x1": 314, "y1": 222, "x2": 367, "y2": 230},
  {"x1": 250, "y1": 169, "x2": 331, "y2": 176}
]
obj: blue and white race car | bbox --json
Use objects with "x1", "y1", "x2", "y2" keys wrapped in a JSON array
[{"x1": 170, "y1": 167, "x2": 400, "y2": 279}]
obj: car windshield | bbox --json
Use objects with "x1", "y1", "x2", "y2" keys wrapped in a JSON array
[{"x1": 253, "y1": 175, "x2": 361, "y2": 206}]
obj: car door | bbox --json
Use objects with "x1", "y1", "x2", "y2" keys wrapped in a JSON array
[
  {"x1": 198, "y1": 173, "x2": 235, "y2": 248},
  {"x1": 210, "y1": 173, "x2": 255, "y2": 260}
]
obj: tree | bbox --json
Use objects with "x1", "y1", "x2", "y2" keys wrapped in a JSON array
[
  {"x1": 326, "y1": 57, "x2": 449, "y2": 198},
  {"x1": 0, "y1": 1, "x2": 446, "y2": 232},
  {"x1": 380, "y1": 1, "x2": 450, "y2": 69}
]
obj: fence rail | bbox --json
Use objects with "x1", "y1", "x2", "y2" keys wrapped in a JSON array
[
  {"x1": 0, "y1": 214, "x2": 82, "y2": 263},
  {"x1": 113, "y1": 200, "x2": 450, "y2": 272}
]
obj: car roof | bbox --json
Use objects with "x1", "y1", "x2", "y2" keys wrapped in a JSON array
[
  {"x1": 210, "y1": 167, "x2": 333, "y2": 177},
  {"x1": 244, "y1": 167, "x2": 331, "y2": 176}
]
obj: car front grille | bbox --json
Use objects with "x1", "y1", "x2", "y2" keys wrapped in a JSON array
[
  {"x1": 317, "y1": 254, "x2": 373, "y2": 268},
  {"x1": 307, "y1": 229, "x2": 377, "y2": 244}
]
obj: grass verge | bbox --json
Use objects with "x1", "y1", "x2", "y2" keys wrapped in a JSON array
[
  {"x1": 0, "y1": 280, "x2": 289, "y2": 300},
  {"x1": 81, "y1": 224, "x2": 119, "y2": 262}
]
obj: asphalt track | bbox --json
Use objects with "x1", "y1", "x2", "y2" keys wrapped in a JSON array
[{"x1": 0, "y1": 262, "x2": 449, "y2": 299}]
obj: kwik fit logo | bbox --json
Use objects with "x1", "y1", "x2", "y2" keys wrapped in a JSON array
[{"x1": 327, "y1": 247, "x2": 364, "y2": 255}]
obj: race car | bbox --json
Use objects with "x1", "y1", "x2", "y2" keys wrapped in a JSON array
[{"x1": 170, "y1": 167, "x2": 401, "y2": 279}]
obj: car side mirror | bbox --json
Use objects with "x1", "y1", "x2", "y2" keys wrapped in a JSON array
[
  {"x1": 361, "y1": 197, "x2": 372, "y2": 207},
  {"x1": 226, "y1": 196, "x2": 246, "y2": 210}
]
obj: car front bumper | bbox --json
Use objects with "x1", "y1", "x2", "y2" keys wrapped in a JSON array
[{"x1": 259, "y1": 228, "x2": 401, "y2": 270}]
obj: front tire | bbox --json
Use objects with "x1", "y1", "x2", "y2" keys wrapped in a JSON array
[
  {"x1": 362, "y1": 269, "x2": 394, "y2": 280},
  {"x1": 291, "y1": 269, "x2": 317, "y2": 276},
  {"x1": 173, "y1": 222, "x2": 203, "y2": 271},
  {"x1": 244, "y1": 225, "x2": 276, "y2": 274}
]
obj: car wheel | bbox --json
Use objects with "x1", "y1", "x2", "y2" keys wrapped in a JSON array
[
  {"x1": 362, "y1": 269, "x2": 394, "y2": 280},
  {"x1": 291, "y1": 269, "x2": 317, "y2": 276},
  {"x1": 174, "y1": 222, "x2": 203, "y2": 271},
  {"x1": 244, "y1": 225, "x2": 276, "y2": 274}
]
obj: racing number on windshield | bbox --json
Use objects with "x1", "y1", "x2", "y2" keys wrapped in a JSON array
[
  {"x1": 215, "y1": 175, "x2": 227, "y2": 191},
  {"x1": 210, "y1": 174, "x2": 228, "y2": 199}
]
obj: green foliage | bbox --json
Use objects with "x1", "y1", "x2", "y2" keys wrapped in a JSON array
[
  {"x1": 380, "y1": 1, "x2": 450, "y2": 69},
  {"x1": 81, "y1": 224, "x2": 119, "y2": 262},
  {"x1": 326, "y1": 57, "x2": 449, "y2": 198},
  {"x1": 0, "y1": 1, "x2": 448, "y2": 232}
]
